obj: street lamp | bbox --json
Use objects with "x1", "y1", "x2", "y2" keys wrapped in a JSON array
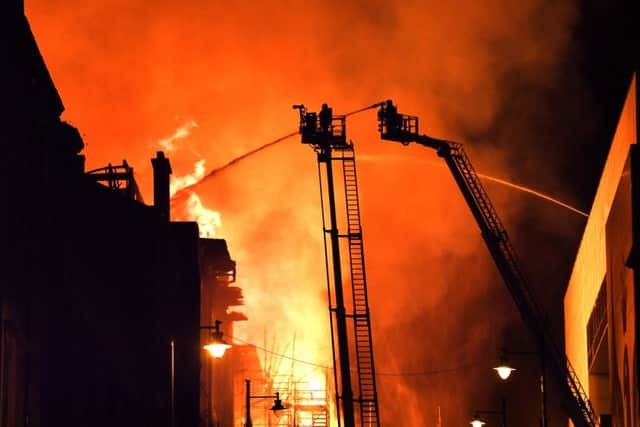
[
  {"x1": 470, "y1": 415, "x2": 486, "y2": 427},
  {"x1": 244, "y1": 379, "x2": 287, "y2": 427},
  {"x1": 493, "y1": 347, "x2": 547, "y2": 427},
  {"x1": 493, "y1": 353, "x2": 516, "y2": 380},
  {"x1": 201, "y1": 320, "x2": 232, "y2": 358},
  {"x1": 470, "y1": 398, "x2": 507, "y2": 427},
  {"x1": 171, "y1": 321, "x2": 232, "y2": 427}
]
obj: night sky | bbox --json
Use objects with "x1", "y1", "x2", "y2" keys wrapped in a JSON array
[
  {"x1": 475, "y1": 1, "x2": 636, "y2": 423},
  {"x1": 543, "y1": 0, "x2": 636, "y2": 206},
  {"x1": 484, "y1": 1, "x2": 636, "y2": 425}
]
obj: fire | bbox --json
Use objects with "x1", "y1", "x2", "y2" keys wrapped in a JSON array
[
  {"x1": 184, "y1": 192, "x2": 222, "y2": 237},
  {"x1": 27, "y1": 0, "x2": 584, "y2": 423},
  {"x1": 159, "y1": 124, "x2": 332, "y2": 421},
  {"x1": 170, "y1": 159, "x2": 206, "y2": 198},
  {"x1": 296, "y1": 370, "x2": 327, "y2": 406},
  {"x1": 170, "y1": 156, "x2": 222, "y2": 238}
]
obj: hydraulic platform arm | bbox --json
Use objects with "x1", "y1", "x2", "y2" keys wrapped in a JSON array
[
  {"x1": 376, "y1": 100, "x2": 599, "y2": 427},
  {"x1": 294, "y1": 103, "x2": 381, "y2": 427}
]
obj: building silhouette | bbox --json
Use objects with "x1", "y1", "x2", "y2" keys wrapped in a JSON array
[
  {"x1": 199, "y1": 238, "x2": 243, "y2": 426},
  {"x1": 0, "y1": 3, "x2": 239, "y2": 426}
]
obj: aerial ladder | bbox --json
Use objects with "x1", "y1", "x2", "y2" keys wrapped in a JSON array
[
  {"x1": 293, "y1": 104, "x2": 380, "y2": 427},
  {"x1": 376, "y1": 100, "x2": 599, "y2": 427}
]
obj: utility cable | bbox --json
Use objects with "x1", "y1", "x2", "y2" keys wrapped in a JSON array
[{"x1": 230, "y1": 335, "x2": 476, "y2": 377}]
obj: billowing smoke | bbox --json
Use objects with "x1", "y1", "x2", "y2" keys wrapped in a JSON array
[{"x1": 27, "y1": 0, "x2": 592, "y2": 424}]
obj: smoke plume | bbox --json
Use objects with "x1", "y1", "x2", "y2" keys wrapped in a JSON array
[{"x1": 27, "y1": 0, "x2": 592, "y2": 424}]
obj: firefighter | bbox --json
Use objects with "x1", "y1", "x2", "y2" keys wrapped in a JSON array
[
  {"x1": 319, "y1": 103, "x2": 332, "y2": 134},
  {"x1": 384, "y1": 99, "x2": 400, "y2": 131}
]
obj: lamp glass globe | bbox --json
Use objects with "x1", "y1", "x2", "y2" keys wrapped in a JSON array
[{"x1": 493, "y1": 365, "x2": 515, "y2": 380}]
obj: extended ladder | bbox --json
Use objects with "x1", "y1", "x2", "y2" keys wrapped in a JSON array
[
  {"x1": 340, "y1": 149, "x2": 379, "y2": 426},
  {"x1": 377, "y1": 101, "x2": 598, "y2": 427},
  {"x1": 294, "y1": 103, "x2": 380, "y2": 427},
  {"x1": 443, "y1": 143, "x2": 597, "y2": 427}
]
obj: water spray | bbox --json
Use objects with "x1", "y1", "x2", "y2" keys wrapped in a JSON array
[
  {"x1": 170, "y1": 102, "x2": 384, "y2": 202},
  {"x1": 359, "y1": 155, "x2": 588, "y2": 217},
  {"x1": 170, "y1": 102, "x2": 587, "y2": 219},
  {"x1": 477, "y1": 173, "x2": 588, "y2": 217}
]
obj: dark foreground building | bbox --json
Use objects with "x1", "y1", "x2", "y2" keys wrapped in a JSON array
[
  {"x1": 1, "y1": 3, "x2": 207, "y2": 426},
  {"x1": 199, "y1": 238, "x2": 245, "y2": 426}
]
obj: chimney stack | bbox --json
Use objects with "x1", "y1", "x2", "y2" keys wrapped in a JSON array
[{"x1": 151, "y1": 151, "x2": 172, "y2": 220}]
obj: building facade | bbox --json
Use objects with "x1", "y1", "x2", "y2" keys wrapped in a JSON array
[{"x1": 565, "y1": 73, "x2": 639, "y2": 426}]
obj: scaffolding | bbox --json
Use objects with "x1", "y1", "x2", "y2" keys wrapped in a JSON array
[
  {"x1": 86, "y1": 161, "x2": 144, "y2": 202},
  {"x1": 237, "y1": 366, "x2": 331, "y2": 426}
]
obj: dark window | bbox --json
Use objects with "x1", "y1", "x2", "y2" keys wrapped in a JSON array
[{"x1": 587, "y1": 282, "x2": 608, "y2": 367}]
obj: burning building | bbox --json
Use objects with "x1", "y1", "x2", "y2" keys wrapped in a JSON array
[
  {"x1": 564, "y1": 71, "x2": 638, "y2": 425},
  {"x1": 199, "y1": 238, "x2": 243, "y2": 426},
  {"x1": 1, "y1": 3, "x2": 333, "y2": 425},
  {"x1": 0, "y1": 4, "x2": 240, "y2": 426},
  {"x1": 199, "y1": 235, "x2": 332, "y2": 427}
]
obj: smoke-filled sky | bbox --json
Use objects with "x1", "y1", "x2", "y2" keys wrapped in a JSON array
[{"x1": 27, "y1": 0, "x2": 635, "y2": 425}]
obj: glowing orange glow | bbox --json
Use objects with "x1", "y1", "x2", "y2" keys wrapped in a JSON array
[
  {"x1": 170, "y1": 159, "x2": 222, "y2": 237},
  {"x1": 170, "y1": 159, "x2": 206, "y2": 198},
  {"x1": 295, "y1": 371, "x2": 327, "y2": 407},
  {"x1": 471, "y1": 418, "x2": 486, "y2": 427},
  {"x1": 26, "y1": 0, "x2": 583, "y2": 423},
  {"x1": 184, "y1": 192, "x2": 222, "y2": 237}
]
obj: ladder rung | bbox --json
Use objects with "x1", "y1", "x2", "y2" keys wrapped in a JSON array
[{"x1": 321, "y1": 153, "x2": 380, "y2": 425}]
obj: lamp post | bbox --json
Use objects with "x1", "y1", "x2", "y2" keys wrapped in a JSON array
[
  {"x1": 171, "y1": 339, "x2": 175, "y2": 427},
  {"x1": 171, "y1": 321, "x2": 231, "y2": 427},
  {"x1": 470, "y1": 398, "x2": 507, "y2": 427},
  {"x1": 493, "y1": 347, "x2": 547, "y2": 427},
  {"x1": 199, "y1": 320, "x2": 232, "y2": 427},
  {"x1": 244, "y1": 379, "x2": 286, "y2": 427},
  {"x1": 201, "y1": 320, "x2": 232, "y2": 358}
]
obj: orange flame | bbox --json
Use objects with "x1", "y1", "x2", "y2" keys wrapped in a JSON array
[
  {"x1": 170, "y1": 159, "x2": 222, "y2": 237},
  {"x1": 184, "y1": 192, "x2": 221, "y2": 238}
]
